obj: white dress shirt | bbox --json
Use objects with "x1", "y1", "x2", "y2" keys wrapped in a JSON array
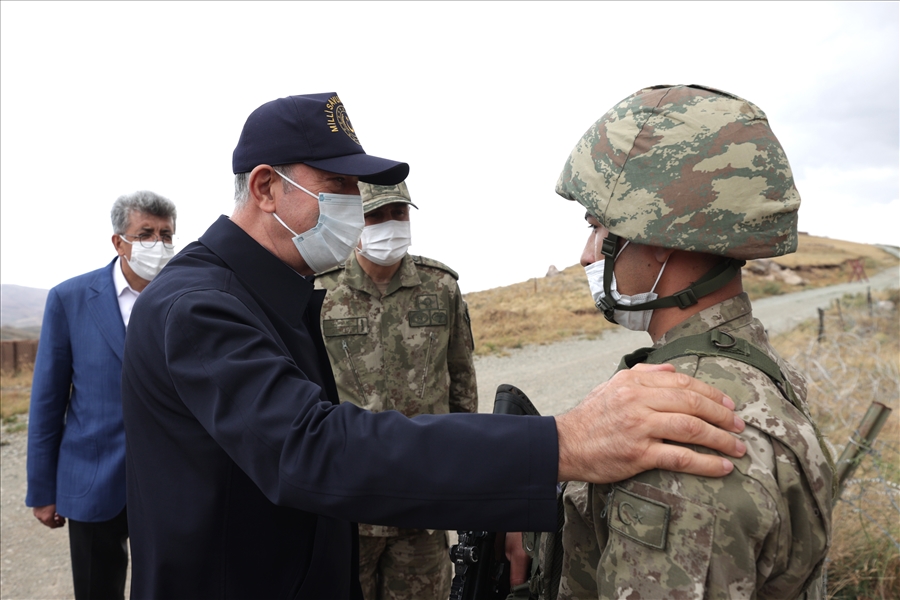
[{"x1": 112, "y1": 256, "x2": 141, "y2": 327}]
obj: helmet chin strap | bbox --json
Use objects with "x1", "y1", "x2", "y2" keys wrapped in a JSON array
[
  {"x1": 596, "y1": 233, "x2": 620, "y2": 323},
  {"x1": 595, "y1": 232, "x2": 746, "y2": 323}
]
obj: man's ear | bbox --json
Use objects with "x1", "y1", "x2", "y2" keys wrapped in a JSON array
[
  {"x1": 249, "y1": 165, "x2": 278, "y2": 214},
  {"x1": 111, "y1": 233, "x2": 125, "y2": 256},
  {"x1": 654, "y1": 246, "x2": 676, "y2": 265}
]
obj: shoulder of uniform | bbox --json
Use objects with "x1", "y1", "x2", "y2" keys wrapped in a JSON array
[
  {"x1": 313, "y1": 264, "x2": 345, "y2": 289},
  {"x1": 317, "y1": 263, "x2": 345, "y2": 277},
  {"x1": 410, "y1": 255, "x2": 458, "y2": 280}
]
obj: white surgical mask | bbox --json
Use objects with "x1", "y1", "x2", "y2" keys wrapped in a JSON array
[
  {"x1": 358, "y1": 219, "x2": 411, "y2": 266},
  {"x1": 584, "y1": 241, "x2": 668, "y2": 332},
  {"x1": 273, "y1": 171, "x2": 365, "y2": 274},
  {"x1": 119, "y1": 237, "x2": 175, "y2": 281}
]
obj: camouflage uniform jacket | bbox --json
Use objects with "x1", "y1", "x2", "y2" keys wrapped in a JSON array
[
  {"x1": 558, "y1": 293, "x2": 833, "y2": 600},
  {"x1": 316, "y1": 252, "x2": 478, "y2": 537}
]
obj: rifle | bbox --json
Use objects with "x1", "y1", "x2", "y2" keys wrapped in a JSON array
[{"x1": 448, "y1": 384, "x2": 541, "y2": 600}]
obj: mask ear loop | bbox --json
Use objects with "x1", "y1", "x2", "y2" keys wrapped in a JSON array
[
  {"x1": 275, "y1": 169, "x2": 320, "y2": 200},
  {"x1": 272, "y1": 212, "x2": 300, "y2": 237},
  {"x1": 648, "y1": 255, "x2": 669, "y2": 295}
]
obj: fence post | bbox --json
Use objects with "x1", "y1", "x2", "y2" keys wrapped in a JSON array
[
  {"x1": 834, "y1": 402, "x2": 893, "y2": 505},
  {"x1": 817, "y1": 307, "x2": 825, "y2": 343},
  {"x1": 867, "y1": 286, "x2": 873, "y2": 317},
  {"x1": 834, "y1": 298, "x2": 844, "y2": 329}
]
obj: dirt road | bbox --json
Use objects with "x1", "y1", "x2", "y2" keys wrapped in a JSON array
[
  {"x1": 2, "y1": 266, "x2": 897, "y2": 599},
  {"x1": 475, "y1": 265, "x2": 900, "y2": 416}
]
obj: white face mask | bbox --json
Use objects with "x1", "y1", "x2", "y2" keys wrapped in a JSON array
[
  {"x1": 273, "y1": 171, "x2": 365, "y2": 274},
  {"x1": 584, "y1": 241, "x2": 668, "y2": 332},
  {"x1": 357, "y1": 219, "x2": 411, "y2": 266},
  {"x1": 119, "y1": 236, "x2": 175, "y2": 282}
]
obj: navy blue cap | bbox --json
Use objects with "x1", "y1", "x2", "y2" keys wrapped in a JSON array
[{"x1": 232, "y1": 93, "x2": 409, "y2": 185}]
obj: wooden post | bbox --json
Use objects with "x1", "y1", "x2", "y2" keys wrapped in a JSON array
[
  {"x1": 834, "y1": 298, "x2": 844, "y2": 329},
  {"x1": 817, "y1": 308, "x2": 825, "y2": 343},
  {"x1": 867, "y1": 286, "x2": 873, "y2": 317}
]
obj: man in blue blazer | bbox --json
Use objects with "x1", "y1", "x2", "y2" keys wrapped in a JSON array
[{"x1": 26, "y1": 190, "x2": 177, "y2": 600}]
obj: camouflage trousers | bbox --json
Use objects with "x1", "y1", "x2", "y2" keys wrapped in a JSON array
[{"x1": 358, "y1": 529, "x2": 452, "y2": 600}]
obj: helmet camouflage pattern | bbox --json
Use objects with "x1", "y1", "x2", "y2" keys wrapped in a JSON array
[{"x1": 555, "y1": 85, "x2": 800, "y2": 259}]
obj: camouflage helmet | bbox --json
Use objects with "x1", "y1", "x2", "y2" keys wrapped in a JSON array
[
  {"x1": 358, "y1": 181, "x2": 418, "y2": 215},
  {"x1": 555, "y1": 85, "x2": 800, "y2": 259}
]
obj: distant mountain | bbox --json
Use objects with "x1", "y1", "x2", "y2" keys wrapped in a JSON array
[
  {"x1": 1, "y1": 284, "x2": 49, "y2": 330},
  {"x1": 1, "y1": 325, "x2": 41, "y2": 340}
]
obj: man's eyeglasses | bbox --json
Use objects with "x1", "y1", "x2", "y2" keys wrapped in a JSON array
[{"x1": 120, "y1": 233, "x2": 175, "y2": 249}]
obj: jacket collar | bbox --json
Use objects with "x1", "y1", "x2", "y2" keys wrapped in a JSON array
[
  {"x1": 87, "y1": 258, "x2": 126, "y2": 361},
  {"x1": 199, "y1": 215, "x2": 313, "y2": 324},
  {"x1": 339, "y1": 253, "x2": 421, "y2": 297},
  {"x1": 655, "y1": 293, "x2": 754, "y2": 348}
]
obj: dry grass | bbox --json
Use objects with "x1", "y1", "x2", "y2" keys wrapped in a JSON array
[
  {"x1": 770, "y1": 289, "x2": 900, "y2": 600},
  {"x1": 466, "y1": 236, "x2": 899, "y2": 355},
  {"x1": 465, "y1": 264, "x2": 615, "y2": 356},
  {"x1": 772, "y1": 234, "x2": 899, "y2": 270},
  {"x1": 0, "y1": 368, "x2": 32, "y2": 434}
]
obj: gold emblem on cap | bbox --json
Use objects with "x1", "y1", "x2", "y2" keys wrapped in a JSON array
[{"x1": 324, "y1": 95, "x2": 360, "y2": 145}]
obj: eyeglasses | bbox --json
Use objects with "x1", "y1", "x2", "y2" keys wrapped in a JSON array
[{"x1": 120, "y1": 233, "x2": 175, "y2": 249}]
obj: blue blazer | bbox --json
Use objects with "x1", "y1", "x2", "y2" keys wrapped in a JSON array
[{"x1": 26, "y1": 258, "x2": 127, "y2": 522}]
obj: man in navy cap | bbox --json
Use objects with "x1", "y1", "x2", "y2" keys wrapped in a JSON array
[{"x1": 121, "y1": 93, "x2": 747, "y2": 599}]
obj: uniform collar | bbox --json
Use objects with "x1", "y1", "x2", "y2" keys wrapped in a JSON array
[
  {"x1": 340, "y1": 253, "x2": 421, "y2": 297},
  {"x1": 655, "y1": 293, "x2": 754, "y2": 348},
  {"x1": 200, "y1": 215, "x2": 313, "y2": 321}
]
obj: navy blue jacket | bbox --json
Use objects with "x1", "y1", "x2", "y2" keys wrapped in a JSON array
[
  {"x1": 122, "y1": 216, "x2": 558, "y2": 599},
  {"x1": 27, "y1": 259, "x2": 128, "y2": 522}
]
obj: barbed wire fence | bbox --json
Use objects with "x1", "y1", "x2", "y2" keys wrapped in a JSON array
[{"x1": 783, "y1": 289, "x2": 899, "y2": 598}]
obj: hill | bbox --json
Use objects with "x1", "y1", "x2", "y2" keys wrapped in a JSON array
[
  {"x1": 464, "y1": 234, "x2": 900, "y2": 355},
  {"x1": 0, "y1": 326, "x2": 41, "y2": 341},
  {"x1": 0, "y1": 284, "x2": 49, "y2": 332}
]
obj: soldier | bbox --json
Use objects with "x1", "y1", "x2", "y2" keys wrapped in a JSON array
[
  {"x1": 315, "y1": 180, "x2": 477, "y2": 600},
  {"x1": 530, "y1": 85, "x2": 834, "y2": 599}
]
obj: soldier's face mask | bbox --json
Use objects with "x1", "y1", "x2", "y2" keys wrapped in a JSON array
[
  {"x1": 272, "y1": 170, "x2": 365, "y2": 274},
  {"x1": 357, "y1": 219, "x2": 411, "y2": 266},
  {"x1": 584, "y1": 240, "x2": 668, "y2": 332}
]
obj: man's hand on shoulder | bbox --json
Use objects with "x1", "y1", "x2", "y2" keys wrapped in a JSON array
[
  {"x1": 555, "y1": 363, "x2": 747, "y2": 483},
  {"x1": 33, "y1": 504, "x2": 65, "y2": 529}
]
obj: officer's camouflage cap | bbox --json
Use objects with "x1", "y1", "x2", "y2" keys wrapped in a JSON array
[
  {"x1": 358, "y1": 181, "x2": 419, "y2": 214},
  {"x1": 556, "y1": 85, "x2": 800, "y2": 259}
]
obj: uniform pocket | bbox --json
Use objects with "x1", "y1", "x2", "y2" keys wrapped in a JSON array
[{"x1": 598, "y1": 482, "x2": 718, "y2": 599}]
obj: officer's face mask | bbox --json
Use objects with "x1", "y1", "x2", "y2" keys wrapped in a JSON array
[
  {"x1": 357, "y1": 219, "x2": 411, "y2": 266},
  {"x1": 272, "y1": 170, "x2": 365, "y2": 274},
  {"x1": 584, "y1": 241, "x2": 669, "y2": 332},
  {"x1": 119, "y1": 236, "x2": 175, "y2": 282}
]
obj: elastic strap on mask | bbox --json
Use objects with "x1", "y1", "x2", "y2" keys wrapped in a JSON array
[
  {"x1": 275, "y1": 169, "x2": 320, "y2": 200},
  {"x1": 613, "y1": 258, "x2": 746, "y2": 312},
  {"x1": 272, "y1": 212, "x2": 300, "y2": 237}
]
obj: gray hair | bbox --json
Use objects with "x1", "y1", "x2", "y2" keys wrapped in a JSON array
[
  {"x1": 233, "y1": 165, "x2": 296, "y2": 209},
  {"x1": 110, "y1": 190, "x2": 177, "y2": 234}
]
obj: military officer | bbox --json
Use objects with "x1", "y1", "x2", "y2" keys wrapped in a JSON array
[
  {"x1": 528, "y1": 85, "x2": 834, "y2": 600},
  {"x1": 316, "y1": 180, "x2": 477, "y2": 600}
]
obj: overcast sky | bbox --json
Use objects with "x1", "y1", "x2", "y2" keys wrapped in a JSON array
[{"x1": 2, "y1": 1, "x2": 897, "y2": 293}]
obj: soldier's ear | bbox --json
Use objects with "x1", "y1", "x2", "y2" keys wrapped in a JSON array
[{"x1": 654, "y1": 247, "x2": 676, "y2": 265}]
